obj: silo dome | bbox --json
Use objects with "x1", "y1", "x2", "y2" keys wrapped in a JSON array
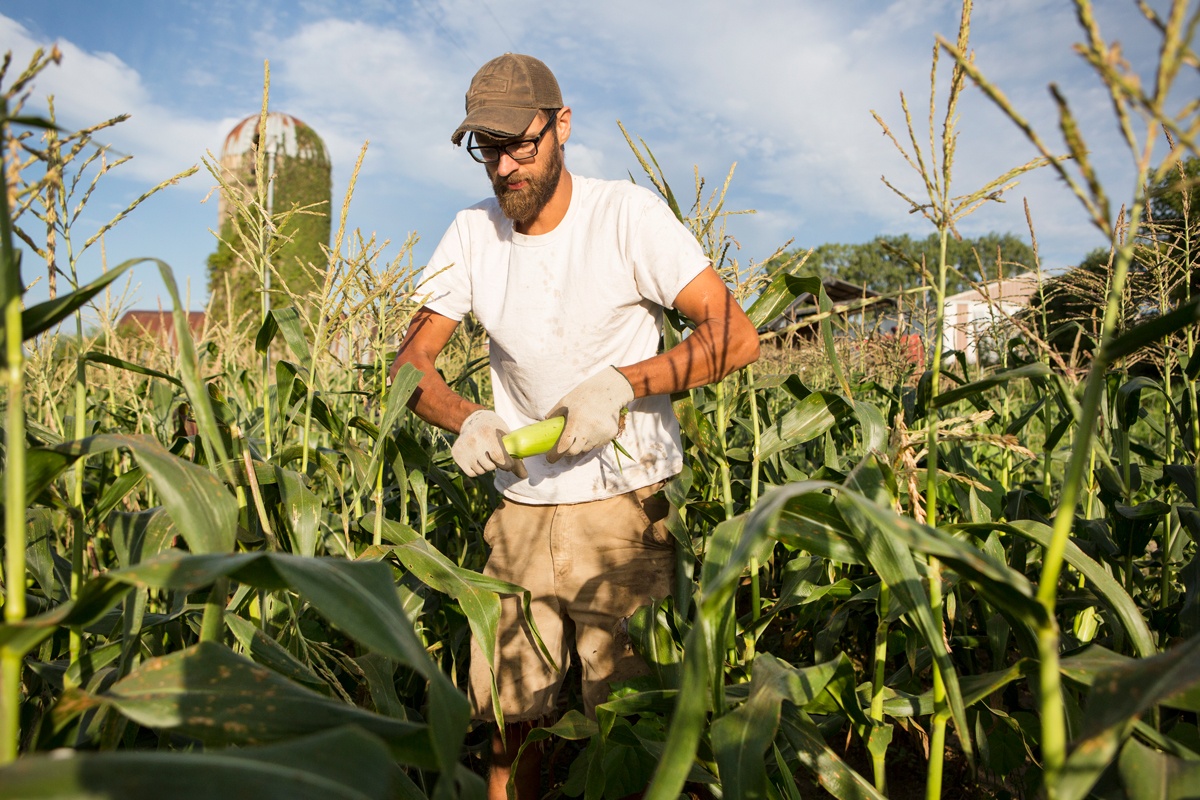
[
  {"x1": 216, "y1": 112, "x2": 331, "y2": 228},
  {"x1": 208, "y1": 111, "x2": 333, "y2": 325}
]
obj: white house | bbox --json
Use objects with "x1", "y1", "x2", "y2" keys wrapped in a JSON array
[{"x1": 942, "y1": 272, "x2": 1043, "y2": 363}]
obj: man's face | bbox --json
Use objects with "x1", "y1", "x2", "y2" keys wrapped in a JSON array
[{"x1": 482, "y1": 113, "x2": 563, "y2": 226}]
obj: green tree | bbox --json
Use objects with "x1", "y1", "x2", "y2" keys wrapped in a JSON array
[{"x1": 788, "y1": 231, "x2": 1035, "y2": 296}]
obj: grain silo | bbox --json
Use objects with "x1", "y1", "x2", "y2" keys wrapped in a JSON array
[{"x1": 207, "y1": 112, "x2": 332, "y2": 327}]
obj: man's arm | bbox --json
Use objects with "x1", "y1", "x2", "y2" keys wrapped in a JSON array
[
  {"x1": 617, "y1": 266, "x2": 760, "y2": 398},
  {"x1": 389, "y1": 307, "x2": 481, "y2": 434}
]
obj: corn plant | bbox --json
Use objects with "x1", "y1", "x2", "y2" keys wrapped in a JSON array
[{"x1": 2, "y1": 2, "x2": 1200, "y2": 798}]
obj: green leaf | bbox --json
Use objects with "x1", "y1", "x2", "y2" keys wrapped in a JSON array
[
  {"x1": 628, "y1": 598, "x2": 683, "y2": 690},
  {"x1": 368, "y1": 513, "x2": 555, "y2": 724},
  {"x1": 108, "y1": 507, "x2": 177, "y2": 568},
  {"x1": 225, "y1": 613, "x2": 326, "y2": 688},
  {"x1": 1115, "y1": 376, "x2": 1165, "y2": 430},
  {"x1": 1117, "y1": 736, "x2": 1200, "y2": 800},
  {"x1": 113, "y1": 260, "x2": 230, "y2": 483},
  {"x1": 3, "y1": 549, "x2": 469, "y2": 775},
  {"x1": 364, "y1": 363, "x2": 423, "y2": 483},
  {"x1": 1058, "y1": 634, "x2": 1200, "y2": 800},
  {"x1": 28, "y1": 434, "x2": 236, "y2": 555},
  {"x1": 1103, "y1": 293, "x2": 1200, "y2": 365},
  {"x1": 254, "y1": 309, "x2": 279, "y2": 353},
  {"x1": 959, "y1": 520, "x2": 1156, "y2": 658},
  {"x1": 84, "y1": 350, "x2": 184, "y2": 387},
  {"x1": 260, "y1": 554, "x2": 470, "y2": 773},
  {"x1": 271, "y1": 465, "x2": 320, "y2": 557},
  {"x1": 746, "y1": 271, "x2": 815, "y2": 329},
  {"x1": 932, "y1": 362, "x2": 1054, "y2": 408},
  {"x1": 93, "y1": 468, "x2": 149, "y2": 528},
  {"x1": 270, "y1": 306, "x2": 313, "y2": 371},
  {"x1": 851, "y1": 399, "x2": 888, "y2": 454},
  {"x1": 0, "y1": 725, "x2": 406, "y2": 799},
  {"x1": 778, "y1": 712, "x2": 887, "y2": 800},
  {"x1": 0, "y1": 259, "x2": 137, "y2": 363},
  {"x1": 758, "y1": 391, "x2": 851, "y2": 460},
  {"x1": 100, "y1": 643, "x2": 435, "y2": 766},
  {"x1": 772, "y1": 493, "x2": 866, "y2": 564},
  {"x1": 642, "y1": 611, "x2": 713, "y2": 800},
  {"x1": 712, "y1": 654, "x2": 850, "y2": 800},
  {"x1": 831, "y1": 490, "x2": 975, "y2": 762}
]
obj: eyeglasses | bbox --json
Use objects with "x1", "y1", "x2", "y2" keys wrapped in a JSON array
[{"x1": 466, "y1": 112, "x2": 558, "y2": 164}]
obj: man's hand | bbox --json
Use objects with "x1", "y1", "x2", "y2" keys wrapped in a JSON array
[
  {"x1": 547, "y1": 367, "x2": 635, "y2": 463},
  {"x1": 453, "y1": 410, "x2": 528, "y2": 479}
]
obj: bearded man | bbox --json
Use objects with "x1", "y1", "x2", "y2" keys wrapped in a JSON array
[{"x1": 390, "y1": 53, "x2": 759, "y2": 799}]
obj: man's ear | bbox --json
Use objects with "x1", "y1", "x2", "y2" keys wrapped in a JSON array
[{"x1": 556, "y1": 106, "x2": 572, "y2": 146}]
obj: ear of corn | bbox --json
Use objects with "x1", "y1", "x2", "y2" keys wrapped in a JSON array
[{"x1": 502, "y1": 416, "x2": 566, "y2": 458}]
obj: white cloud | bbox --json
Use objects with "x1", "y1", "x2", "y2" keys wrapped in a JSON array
[
  {"x1": 264, "y1": 17, "x2": 481, "y2": 197},
  {"x1": 1, "y1": 15, "x2": 216, "y2": 188}
]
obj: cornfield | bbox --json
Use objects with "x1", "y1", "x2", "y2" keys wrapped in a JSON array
[{"x1": 2, "y1": 2, "x2": 1200, "y2": 799}]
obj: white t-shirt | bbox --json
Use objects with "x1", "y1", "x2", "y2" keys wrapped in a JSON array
[{"x1": 421, "y1": 174, "x2": 709, "y2": 504}]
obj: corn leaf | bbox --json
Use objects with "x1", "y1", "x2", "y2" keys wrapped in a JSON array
[
  {"x1": 960, "y1": 520, "x2": 1156, "y2": 658},
  {"x1": 712, "y1": 653, "x2": 849, "y2": 800},
  {"x1": 746, "y1": 272, "x2": 816, "y2": 329},
  {"x1": 269, "y1": 306, "x2": 313, "y2": 372},
  {"x1": 84, "y1": 350, "x2": 183, "y2": 387},
  {"x1": 1117, "y1": 737, "x2": 1200, "y2": 800},
  {"x1": 0, "y1": 258, "x2": 137, "y2": 364},
  {"x1": 1058, "y1": 633, "x2": 1200, "y2": 800},
  {"x1": 0, "y1": 723, "x2": 406, "y2": 800},
  {"x1": 778, "y1": 712, "x2": 887, "y2": 800},
  {"x1": 20, "y1": 434, "x2": 236, "y2": 555},
  {"x1": 758, "y1": 391, "x2": 852, "y2": 460}
]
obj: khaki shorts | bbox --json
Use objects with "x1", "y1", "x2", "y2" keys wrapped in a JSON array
[{"x1": 468, "y1": 481, "x2": 675, "y2": 722}]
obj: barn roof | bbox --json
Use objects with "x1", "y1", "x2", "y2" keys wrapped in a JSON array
[{"x1": 116, "y1": 310, "x2": 207, "y2": 342}]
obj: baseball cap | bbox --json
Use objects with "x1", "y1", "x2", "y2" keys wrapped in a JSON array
[{"x1": 451, "y1": 53, "x2": 563, "y2": 146}]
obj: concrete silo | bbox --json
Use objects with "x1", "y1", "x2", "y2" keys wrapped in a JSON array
[{"x1": 207, "y1": 112, "x2": 332, "y2": 327}]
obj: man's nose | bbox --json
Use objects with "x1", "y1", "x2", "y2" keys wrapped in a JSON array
[{"x1": 495, "y1": 152, "x2": 521, "y2": 177}]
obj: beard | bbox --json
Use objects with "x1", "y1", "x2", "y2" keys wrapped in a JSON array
[{"x1": 491, "y1": 139, "x2": 563, "y2": 225}]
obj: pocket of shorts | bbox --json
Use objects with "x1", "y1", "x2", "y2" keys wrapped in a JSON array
[
  {"x1": 632, "y1": 483, "x2": 673, "y2": 548},
  {"x1": 482, "y1": 503, "x2": 503, "y2": 547}
]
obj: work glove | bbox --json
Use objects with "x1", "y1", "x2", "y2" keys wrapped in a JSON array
[
  {"x1": 547, "y1": 366, "x2": 635, "y2": 464},
  {"x1": 452, "y1": 409, "x2": 528, "y2": 479}
]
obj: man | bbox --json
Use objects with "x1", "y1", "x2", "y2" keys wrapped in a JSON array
[{"x1": 391, "y1": 53, "x2": 759, "y2": 799}]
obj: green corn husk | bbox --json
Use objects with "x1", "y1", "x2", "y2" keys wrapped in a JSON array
[{"x1": 503, "y1": 417, "x2": 566, "y2": 458}]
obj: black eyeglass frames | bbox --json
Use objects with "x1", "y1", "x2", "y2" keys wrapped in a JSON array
[{"x1": 466, "y1": 111, "x2": 559, "y2": 164}]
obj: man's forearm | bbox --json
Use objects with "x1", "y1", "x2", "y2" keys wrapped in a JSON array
[
  {"x1": 617, "y1": 317, "x2": 760, "y2": 399},
  {"x1": 391, "y1": 353, "x2": 483, "y2": 434}
]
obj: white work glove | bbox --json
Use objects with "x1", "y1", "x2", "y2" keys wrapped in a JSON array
[
  {"x1": 546, "y1": 366, "x2": 635, "y2": 464},
  {"x1": 452, "y1": 410, "x2": 528, "y2": 479}
]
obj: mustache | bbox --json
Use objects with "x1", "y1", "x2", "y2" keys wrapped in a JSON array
[{"x1": 491, "y1": 171, "x2": 526, "y2": 194}]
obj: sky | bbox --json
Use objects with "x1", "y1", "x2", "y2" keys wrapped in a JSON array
[{"x1": 3, "y1": 0, "x2": 1196, "y2": 312}]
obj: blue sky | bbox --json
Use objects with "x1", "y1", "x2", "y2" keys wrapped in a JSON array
[{"x1": 4, "y1": 1, "x2": 1194, "y2": 312}]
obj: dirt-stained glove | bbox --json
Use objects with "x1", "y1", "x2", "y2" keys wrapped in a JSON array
[
  {"x1": 546, "y1": 366, "x2": 635, "y2": 464},
  {"x1": 452, "y1": 410, "x2": 528, "y2": 479}
]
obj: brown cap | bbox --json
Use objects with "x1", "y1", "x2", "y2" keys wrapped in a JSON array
[{"x1": 451, "y1": 53, "x2": 563, "y2": 146}]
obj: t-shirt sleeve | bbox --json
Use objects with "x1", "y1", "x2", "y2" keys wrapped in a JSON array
[
  {"x1": 627, "y1": 193, "x2": 711, "y2": 308},
  {"x1": 417, "y1": 217, "x2": 472, "y2": 321}
]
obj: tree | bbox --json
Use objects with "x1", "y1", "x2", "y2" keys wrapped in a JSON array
[{"x1": 786, "y1": 232, "x2": 1036, "y2": 296}]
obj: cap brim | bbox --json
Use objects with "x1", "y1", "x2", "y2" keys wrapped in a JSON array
[{"x1": 451, "y1": 106, "x2": 539, "y2": 146}]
